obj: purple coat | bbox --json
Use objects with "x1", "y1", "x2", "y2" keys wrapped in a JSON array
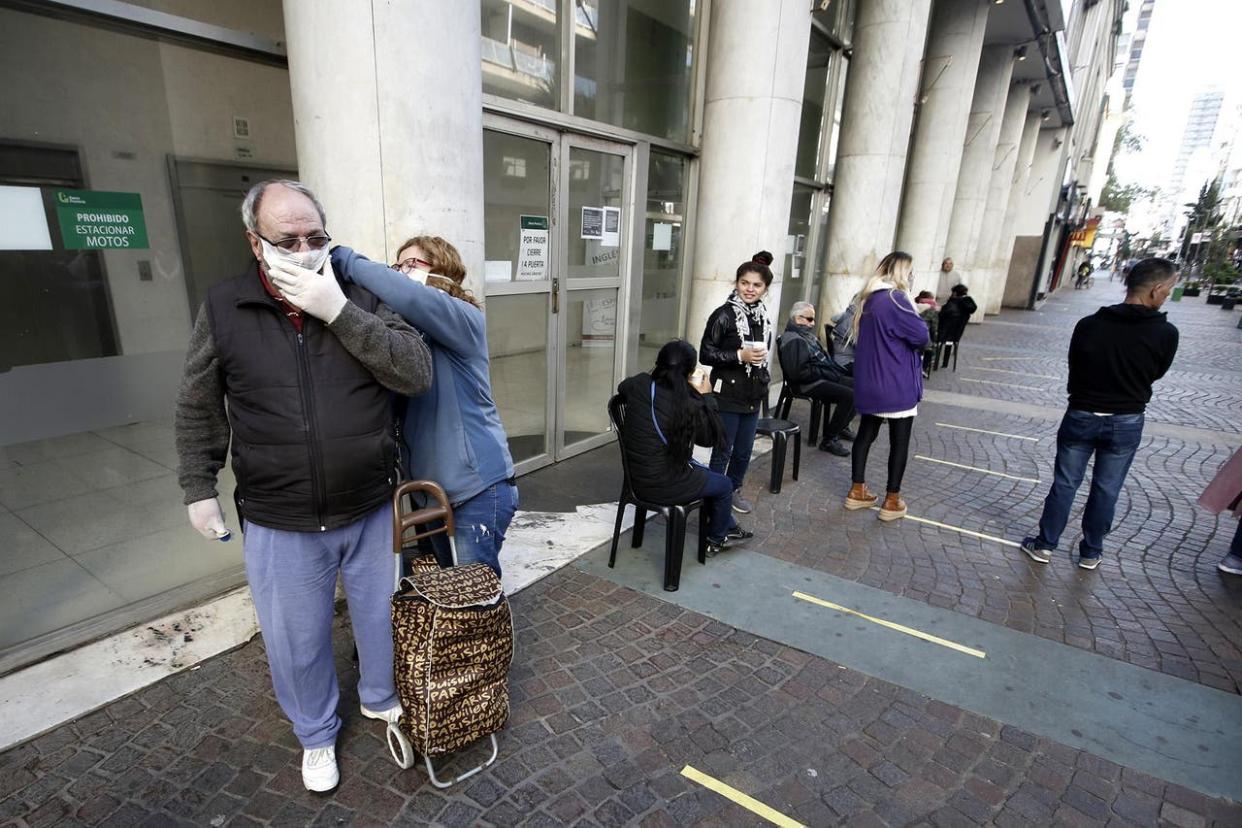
[{"x1": 852, "y1": 288, "x2": 931, "y2": 415}]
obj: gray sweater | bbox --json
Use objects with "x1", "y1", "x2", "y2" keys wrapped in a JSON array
[{"x1": 175, "y1": 300, "x2": 432, "y2": 505}]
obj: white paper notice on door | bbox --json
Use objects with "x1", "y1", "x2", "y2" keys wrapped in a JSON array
[
  {"x1": 580, "y1": 207, "x2": 603, "y2": 239},
  {"x1": 602, "y1": 207, "x2": 620, "y2": 248},
  {"x1": 484, "y1": 260, "x2": 512, "y2": 283},
  {"x1": 517, "y1": 215, "x2": 549, "y2": 281},
  {"x1": 652, "y1": 222, "x2": 673, "y2": 251}
]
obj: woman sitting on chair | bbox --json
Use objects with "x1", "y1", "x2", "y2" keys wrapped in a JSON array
[{"x1": 616, "y1": 340, "x2": 752, "y2": 556}]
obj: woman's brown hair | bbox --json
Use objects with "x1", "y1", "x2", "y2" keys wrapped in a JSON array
[{"x1": 395, "y1": 235, "x2": 481, "y2": 308}]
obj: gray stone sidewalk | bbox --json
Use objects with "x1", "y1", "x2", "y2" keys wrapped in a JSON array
[{"x1": 2, "y1": 569, "x2": 1239, "y2": 827}]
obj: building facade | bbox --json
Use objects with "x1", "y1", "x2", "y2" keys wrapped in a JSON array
[{"x1": 0, "y1": 0, "x2": 1121, "y2": 674}]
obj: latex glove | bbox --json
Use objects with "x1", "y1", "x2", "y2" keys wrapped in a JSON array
[
  {"x1": 188, "y1": 497, "x2": 231, "y2": 541},
  {"x1": 267, "y1": 256, "x2": 348, "y2": 323}
]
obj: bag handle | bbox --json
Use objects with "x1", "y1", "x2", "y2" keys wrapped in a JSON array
[{"x1": 392, "y1": 480, "x2": 458, "y2": 565}]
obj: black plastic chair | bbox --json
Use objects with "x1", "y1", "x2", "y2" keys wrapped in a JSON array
[
  {"x1": 607, "y1": 394, "x2": 709, "y2": 592},
  {"x1": 757, "y1": 394, "x2": 801, "y2": 495},
  {"x1": 774, "y1": 382, "x2": 824, "y2": 445}
]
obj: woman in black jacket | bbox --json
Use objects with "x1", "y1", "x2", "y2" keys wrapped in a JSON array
[
  {"x1": 698, "y1": 253, "x2": 774, "y2": 514},
  {"x1": 616, "y1": 340, "x2": 752, "y2": 554}
]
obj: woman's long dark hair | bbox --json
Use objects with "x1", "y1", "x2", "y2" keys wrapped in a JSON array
[{"x1": 651, "y1": 340, "x2": 718, "y2": 464}]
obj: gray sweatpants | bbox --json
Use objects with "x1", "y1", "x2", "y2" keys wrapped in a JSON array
[{"x1": 243, "y1": 504, "x2": 399, "y2": 749}]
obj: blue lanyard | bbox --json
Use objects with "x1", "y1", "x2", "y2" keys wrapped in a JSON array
[
  {"x1": 649, "y1": 381, "x2": 668, "y2": 445},
  {"x1": 651, "y1": 380, "x2": 706, "y2": 468}
]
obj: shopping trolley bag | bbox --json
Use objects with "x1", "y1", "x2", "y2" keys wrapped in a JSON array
[{"x1": 385, "y1": 480, "x2": 513, "y2": 789}]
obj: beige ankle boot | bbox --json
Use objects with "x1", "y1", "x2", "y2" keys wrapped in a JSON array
[
  {"x1": 844, "y1": 483, "x2": 878, "y2": 510},
  {"x1": 878, "y1": 491, "x2": 907, "y2": 521}
]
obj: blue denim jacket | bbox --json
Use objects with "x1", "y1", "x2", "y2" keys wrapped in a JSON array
[{"x1": 331, "y1": 247, "x2": 514, "y2": 505}]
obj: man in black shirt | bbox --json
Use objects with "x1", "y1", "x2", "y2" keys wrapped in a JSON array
[{"x1": 1021, "y1": 258, "x2": 1179, "y2": 570}]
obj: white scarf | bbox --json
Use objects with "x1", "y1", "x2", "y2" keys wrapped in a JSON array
[{"x1": 727, "y1": 291, "x2": 770, "y2": 374}]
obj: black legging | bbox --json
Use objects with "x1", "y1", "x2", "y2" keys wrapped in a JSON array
[{"x1": 851, "y1": 414, "x2": 914, "y2": 493}]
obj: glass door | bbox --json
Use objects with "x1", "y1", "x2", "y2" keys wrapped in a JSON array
[
  {"x1": 482, "y1": 116, "x2": 634, "y2": 472},
  {"x1": 557, "y1": 135, "x2": 633, "y2": 460}
]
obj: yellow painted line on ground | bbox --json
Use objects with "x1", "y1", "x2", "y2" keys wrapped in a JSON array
[
  {"x1": 914, "y1": 454, "x2": 1040, "y2": 483},
  {"x1": 863, "y1": 507, "x2": 1022, "y2": 549},
  {"x1": 961, "y1": 377, "x2": 1045, "y2": 391},
  {"x1": 934, "y1": 422, "x2": 1040, "y2": 441},
  {"x1": 680, "y1": 765, "x2": 806, "y2": 828},
  {"x1": 971, "y1": 367, "x2": 1062, "y2": 380},
  {"x1": 792, "y1": 591, "x2": 987, "y2": 659}
]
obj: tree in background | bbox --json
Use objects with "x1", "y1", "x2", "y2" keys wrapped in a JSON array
[{"x1": 1099, "y1": 123, "x2": 1157, "y2": 215}]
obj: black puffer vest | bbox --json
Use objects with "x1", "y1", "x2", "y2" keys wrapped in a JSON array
[{"x1": 207, "y1": 266, "x2": 397, "y2": 532}]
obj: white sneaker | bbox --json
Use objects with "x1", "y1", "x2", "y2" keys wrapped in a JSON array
[
  {"x1": 360, "y1": 703, "x2": 403, "y2": 724},
  {"x1": 302, "y1": 745, "x2": 339, "y2": 793}
]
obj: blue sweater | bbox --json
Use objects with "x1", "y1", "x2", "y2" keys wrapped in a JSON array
[
  {"x1": 852, "y1": 288, "x2": 930, "y2": 415},
  {"x1": 331, "y1": 247, "x2": 514, "y2": 504}
]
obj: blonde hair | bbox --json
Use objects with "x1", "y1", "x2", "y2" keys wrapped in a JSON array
[
  {"x1": 850, "y1": 251, "x2": 915, "y2": 343},
  {"x1": 395, "y1": 235, "x2": 480, "y2": 308}
]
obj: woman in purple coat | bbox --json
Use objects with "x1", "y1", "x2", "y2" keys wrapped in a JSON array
[{"x1": 842, "y1": 252, "x2": 930, "y2": 520}]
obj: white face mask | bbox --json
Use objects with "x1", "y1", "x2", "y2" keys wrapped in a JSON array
[{"x1": 259, "y1": 237, "x2": 330, "y2": 274}]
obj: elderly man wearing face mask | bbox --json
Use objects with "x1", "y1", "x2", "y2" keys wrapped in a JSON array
[{"x1": 174, "y1": 179, "x2": 431, "y2": 793}]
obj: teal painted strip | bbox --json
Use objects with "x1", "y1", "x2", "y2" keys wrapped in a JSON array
[{"x1": 578, "y1": 544, "x2": 1242, "y2": 802}]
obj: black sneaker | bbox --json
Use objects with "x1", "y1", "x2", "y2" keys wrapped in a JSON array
[
  {"x1": 818, "y1": 438, "x2": 850, "y2": 457},
  {"x1": 731, "y1": 492, "x2": 753, "y2": 514},
  {"x1": 725, "y1": 525, "x2": 754, "y2": 542},
  {"x1": 1020, "y1": 537, "x2": 1051, "y2": 564},
  {"x1": 838, "y1": 427, "x2": 856, "y2": 442},
  {"x1": 705, "y1": 537, "x2": 729, "y2": 557}
]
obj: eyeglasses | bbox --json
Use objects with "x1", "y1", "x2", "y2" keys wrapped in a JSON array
[
  {"x1": 798, "y1": 314, "x2": 816, "y2": 323},
  {"x1": 257, "y1": 232, "x2": 331, "y2": 252},
  {"x1": 393, "y1": 257, "x2": 434, "y2": 274}
]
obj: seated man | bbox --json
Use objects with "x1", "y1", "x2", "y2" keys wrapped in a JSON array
[{"x1": 778, "y1": 302, "x2": 855, "y2": 457}]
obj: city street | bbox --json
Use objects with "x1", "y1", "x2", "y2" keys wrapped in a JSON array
[{"x1": 1, "y1": 283, "x2": 1239, "y2": 826}]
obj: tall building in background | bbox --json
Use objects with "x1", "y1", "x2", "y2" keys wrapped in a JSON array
[
  {"x1": 1161, "y1": 89, "x2": 1225, "y2": 239},
  {"x1": 1121, "y1": 0, "x2": 1154, "y2": 110}
]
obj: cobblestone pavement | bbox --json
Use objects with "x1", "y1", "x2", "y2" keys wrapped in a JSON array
[
  {"x1": 2, "y1": 286, "x2": 1239, "y2": 827},
  {"x1": 743, "y1": 286, "x2": 1242, "y2": 694},
  {"x1": 3, "y1": 570, "x2": 1240, "y2": 827},
  {"x1": 921, "y1": 285, "x2": 1242, "y2": 435}
]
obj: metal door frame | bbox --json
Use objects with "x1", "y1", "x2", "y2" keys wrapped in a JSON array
[{"x1": 482, "y1": 114, "x2": 636, "y2": 473}]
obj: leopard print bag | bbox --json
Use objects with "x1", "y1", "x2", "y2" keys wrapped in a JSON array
[{"x1": 386, "y1": 481, "x2": 513, "y2": 788}]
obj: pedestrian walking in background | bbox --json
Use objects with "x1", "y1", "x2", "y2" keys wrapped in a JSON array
[
  {"x1": 843, "y1": 251, "x2": 930, "y2": 521},
  {"x1": 699, "y1": 252, "x2": 774, "y2": 515},
  {"x1": 616, "y1": 340, "x2": 752, "y2": 556},
  {"x1": 326, "y1": 236, "x2": 517, "y2": 577},
  {"x1": 777, "y1": 301, "x2": 856, "y2": 456},
  {"x1": 1021, "y1": 257, "x2": 1180, "y2": 570},
  {"x1": 1199, "y1": 448, "x2": 1242, "y2": 575}
]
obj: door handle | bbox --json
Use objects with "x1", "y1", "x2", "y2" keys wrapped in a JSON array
[{"x1": 552, "y1": 278, "x2": 559, "y2": 314}]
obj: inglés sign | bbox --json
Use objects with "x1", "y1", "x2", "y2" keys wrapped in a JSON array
[{"x1": 55, "y1": 189, "x2": 149, "y2": 250}]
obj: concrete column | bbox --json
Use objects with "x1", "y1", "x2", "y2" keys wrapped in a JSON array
[
  {"x1": 282, "y1": 1, "x2": 487, "y2": 298},
  {"x1": 988, "y1": 109, "x2": 1041, "y2": 314},
  {"x1": 894, "y1": 0, "x2": 989, "y2": 292},
  {"x1": 816, "y1": 0, "x2": 932, "y2": 318},
  {"x1": 686, "y1": 0, "x2": 810, "y2": 342},
  {"x1": 942, "y1": 45, "x2": 1015, "y2": 314},
  {"x1": 973, "y1": 82, "x2": 1031, "y2": 314}
]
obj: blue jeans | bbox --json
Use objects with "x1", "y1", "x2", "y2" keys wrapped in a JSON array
[
  {"x1": 428, "y1": 481, "x2": 518, "y2": 576},
  {"x1": 244, "y1": 504, "x2": 398, "y2": 749},
  {"x1": 1033, "y1": 410, "x2": 1145, "y2": 558},
  {"x1": 695, "y1": 469, "x2": 737, "y2": 541},
  {"x1": 711, "y1": 409, "x2": 760, "y2": 491}
]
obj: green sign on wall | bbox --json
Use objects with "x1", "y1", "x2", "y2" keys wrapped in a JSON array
[{"x1": 55, "y1": 189, "x2": 149, "y2": 250}]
